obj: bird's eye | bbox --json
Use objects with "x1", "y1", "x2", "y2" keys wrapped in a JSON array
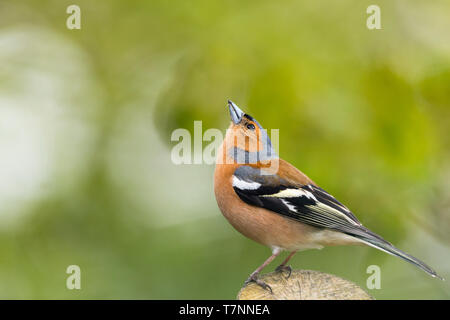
[{"x1": 246, "y1": 123, "x2": 255, "y2": 130}]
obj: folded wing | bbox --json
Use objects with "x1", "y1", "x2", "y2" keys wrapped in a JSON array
[{"x1": 232, "y1": 165, "x2": 442, "y2": 279}]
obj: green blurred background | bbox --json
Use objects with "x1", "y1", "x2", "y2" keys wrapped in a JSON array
[{"x1": 0, "y1": 0, "x2": 449, "y2": 299}]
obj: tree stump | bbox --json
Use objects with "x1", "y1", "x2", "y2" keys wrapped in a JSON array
[{"x1": 237, "y1": 269, "x2": 373, "y2": 300}]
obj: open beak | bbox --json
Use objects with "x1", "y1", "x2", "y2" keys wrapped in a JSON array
[{"x1": 228, "y1": 100, "x2": 245, "y2": 124}]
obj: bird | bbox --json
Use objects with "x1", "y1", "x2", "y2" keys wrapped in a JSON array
[{"x1": 214, "y1": 100, "x2": 443, "y2": 291}]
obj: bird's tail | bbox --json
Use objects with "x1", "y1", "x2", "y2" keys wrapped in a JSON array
[{"x1": 358, "y1": 229, "x2": 444, "y2": 280}]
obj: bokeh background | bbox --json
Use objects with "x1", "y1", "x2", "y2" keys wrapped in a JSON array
[{"x1": 0, "y1": 0, "x2": 449, "y2": 299}]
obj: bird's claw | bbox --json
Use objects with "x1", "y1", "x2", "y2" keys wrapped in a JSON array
[
  {"x1": 244, "y1": 274, "x2": 273, "y2": 293},
  {"x1": 275, "y1": 264, "x2": 292, "y2": 279}
]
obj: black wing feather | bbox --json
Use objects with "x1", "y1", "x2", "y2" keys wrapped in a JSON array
[{"x1": 232, "y1": 166, "x2": 363, "y2": 235}]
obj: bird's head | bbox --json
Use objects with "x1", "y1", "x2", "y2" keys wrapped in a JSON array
[{"x1": 225, "y1": 100, "x2": 276, "y2": 163}]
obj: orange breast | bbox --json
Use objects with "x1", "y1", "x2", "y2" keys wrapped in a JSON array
[{"x1": 213, "y1": 160, "x2": 324, "y2": 252}]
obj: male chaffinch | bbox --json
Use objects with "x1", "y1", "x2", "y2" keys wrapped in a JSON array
[{"x1": 214, "y1": 100, "x2": 442, "y2": 291}]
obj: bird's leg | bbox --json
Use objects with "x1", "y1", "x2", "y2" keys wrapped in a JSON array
[
  {"x1": 275, "y1": 250, "x2": 297, "y2": 279},
  {"x1": 244, "y1": 249, "x2": 281, "y2": 293}
]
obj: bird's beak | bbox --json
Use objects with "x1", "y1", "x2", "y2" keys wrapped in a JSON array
[{"x1": 228, "y1": 100, "x2": 245, "y2": 124}]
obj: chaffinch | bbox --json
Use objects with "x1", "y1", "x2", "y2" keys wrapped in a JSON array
[{"x1": 214, "y1": 100, "x2": 442, "y2": 291}]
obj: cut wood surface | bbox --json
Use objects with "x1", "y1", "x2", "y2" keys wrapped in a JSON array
[{"x1": 237, "y1": 269, "x2": 374, "y2": 300}]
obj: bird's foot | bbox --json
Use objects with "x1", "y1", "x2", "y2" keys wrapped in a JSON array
[
  {"x1": 275, "y1": 264, "x2": 292, "y2": 279},
  {"x1": 244, "y1": 273, "x2": 273, "y2": 293}
]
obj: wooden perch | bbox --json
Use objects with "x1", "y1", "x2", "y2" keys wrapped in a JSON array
[{"x1": 237, "y1": 269, "x2": 373, "y2": 300}]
